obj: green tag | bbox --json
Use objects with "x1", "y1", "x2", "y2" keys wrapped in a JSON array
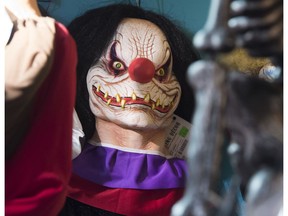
[{"x1": 179, "y1": 127, "x2": 189, "y2": 137}]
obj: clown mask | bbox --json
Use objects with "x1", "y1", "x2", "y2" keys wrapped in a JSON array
[{"x1": 87, "y1": 18, "x2": 181, "y2": 129}]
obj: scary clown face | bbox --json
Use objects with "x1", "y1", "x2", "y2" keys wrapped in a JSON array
[{"x1": 87, "y1": 18, "x2": 181, "y2": 129}]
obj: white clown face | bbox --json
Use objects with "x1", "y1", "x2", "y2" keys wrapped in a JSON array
[{"x1": 87, "y1": 18, "x2": 181, "y2": 129}]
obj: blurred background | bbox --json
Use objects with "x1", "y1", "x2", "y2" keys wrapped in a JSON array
[{"x1": 37, "y1": 0, "x2": 211, "y2": 37}]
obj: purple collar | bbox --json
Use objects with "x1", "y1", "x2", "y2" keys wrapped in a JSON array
[{"x1": 72, "y1": 143, "x2": 187, "y2": 189}]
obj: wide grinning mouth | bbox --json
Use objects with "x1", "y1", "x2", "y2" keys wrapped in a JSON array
[{"x1": 92, "y1": 85, "x2": 176, "y2": 113}]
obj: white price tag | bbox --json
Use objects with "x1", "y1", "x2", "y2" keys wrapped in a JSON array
[{"x1": 165, "y1": 115, "x2": 192, "y2": 159}]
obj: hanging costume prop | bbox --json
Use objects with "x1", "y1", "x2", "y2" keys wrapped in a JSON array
[
  {"x1": 5, "y1": 7, "x2": 77, "y2": 216},
  {"x1": 5, "y1": 17, "x2": 56, "y2": 159},
  {"x1": 60, "y1": 4, "x2": 199, "y2": 216}
]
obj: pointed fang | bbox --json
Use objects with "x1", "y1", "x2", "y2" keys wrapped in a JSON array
[
  {"x1": 132, "y1": 92, "x2": 137, "y2": 100},
  {"x1": 121, "y1": 99, "x2": 126, "y2": 109},
  {"x1": 116, "y1": 94, "x2": 121, "y2": 103},
  {"x1": 107, "y1": 98, "x2": 112, "y2": 105},
  {"x1": 144, "y1": 93, "x2": 150, "y2": 103},
  {"x1": 156, "y1": 98, "x2": 160, "y2": 107},
  {"x1": 104, "y1": 92, "x2": 108, "y2": 99}
]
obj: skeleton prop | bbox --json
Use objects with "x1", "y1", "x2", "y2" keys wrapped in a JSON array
[{"x1": 172, "y1": 0, "x2": 283, "y2": 215}]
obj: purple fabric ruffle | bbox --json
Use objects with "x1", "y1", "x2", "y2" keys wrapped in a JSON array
[{"x1": 72, "y1": 143, "x2": 187, "y2": 189}]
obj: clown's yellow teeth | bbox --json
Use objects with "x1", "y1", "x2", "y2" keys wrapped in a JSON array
[
  {"x1": 132, "y1": 92, "x2": 137, "y2": 100},
  {"x1": 144, "y1": 93, "x2": 150, "y2": 103},
  {"x1": 121, "y1": 99, "x2": 126, "y2": 108},
  {"x1": 116, "y1": 94, "x2": 121, "y2": 103},
  {"x1": 156, "y1": 98, "x2": 160, "y2": 107},
  {"x1": 107, "y1": 98, "x2": 112, "y2": 105},
  {"x1": 97, "y1": 85, "x2": 101, "y2": 92},
  {"x1": 94, "y1": 85, "x2": 175, "y2": 111}
]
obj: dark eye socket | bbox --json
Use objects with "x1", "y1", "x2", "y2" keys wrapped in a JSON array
[
  {"x1": 154, "y1": 53, "x2": 172, "y2": 82},
  {"x1": 156, "y1": 68, "x2": 165, "y2": 77},
  {"x1": 154, "y1": 67, "x2": 168, "y2": 82},
  {"x1": 108, "y1": 42, "x2": 127, "y2": 77},
  {"x1": 109, "y1": 60, "x2": 126, "y2": 76}
]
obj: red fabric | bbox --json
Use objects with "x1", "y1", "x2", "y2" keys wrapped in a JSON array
[
  {"x1": 5, "y1": 22, "x2": 77, "y2": 216},
  {"x1": 68, "y1": 174, "x2": 184, "y2": 216}
]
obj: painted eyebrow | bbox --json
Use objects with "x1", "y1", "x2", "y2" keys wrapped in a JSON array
[
  {"x1": 110, "y1": 42, "x2": 120, "y2": 61},
  {"x1": 109, "y1": 41, "x2": 128, "y2": 67}
]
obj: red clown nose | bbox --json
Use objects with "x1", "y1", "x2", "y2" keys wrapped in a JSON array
[{"x1": 128, "y1": 58, "x2": 155, "y2": 83}]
